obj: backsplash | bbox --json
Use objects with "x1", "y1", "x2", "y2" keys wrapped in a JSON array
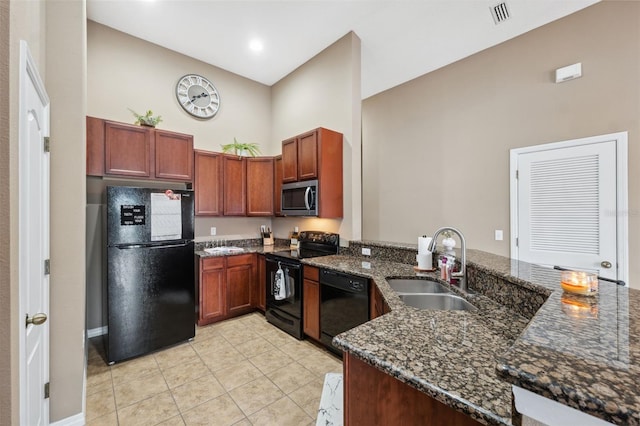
[
  {"x1": 195, "y1": 238, "x2": 289, "y2": 251},
  {"x1": 346, "y1": 239, "x2": 551, "y2": 319}
]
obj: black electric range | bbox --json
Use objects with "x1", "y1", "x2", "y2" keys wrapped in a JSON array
[{"x1": 265, "y1": 231, "x2": 339, "y2": 339}]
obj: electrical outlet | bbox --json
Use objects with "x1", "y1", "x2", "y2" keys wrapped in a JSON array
[
  {"x1": 210, "y1": 227, "x2": 217, "y2": 236},
  {"x1": 495, "y1": 230, "x2": 503, "y2": 241},
  {"x1": 361, "y1": 261, "x2": 372, "y2": 269},
  {"x1": 362, "y1": 247, "x2": 371, "y2": 256}
]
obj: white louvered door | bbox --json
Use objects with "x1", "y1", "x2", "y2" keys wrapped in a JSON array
[{"x1": 516, "y1": 140, "x2": 617, "y2": 280}]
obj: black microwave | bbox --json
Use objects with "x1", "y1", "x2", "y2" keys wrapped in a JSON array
[{"x1": 281, "y1": 180, "x2": 318, "y2": 216}]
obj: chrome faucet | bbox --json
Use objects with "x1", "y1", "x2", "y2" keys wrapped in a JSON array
[{"x1": 427, "y1": 227, "x2": 468, "y2": 292}]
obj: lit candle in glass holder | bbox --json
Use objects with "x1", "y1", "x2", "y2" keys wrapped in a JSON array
[
  {"x1": 560, "y1": 270, "x2": 598, "y2": 296},
  {"x1": 561, "y1": 293, "x2": 599, "y2": 319}
]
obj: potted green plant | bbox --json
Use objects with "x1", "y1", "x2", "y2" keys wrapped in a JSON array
[
  {"x1": 128, "y1": 108, "x2": 163, "y2": 127},
  {"x1": 221, "y1": 137, "x2": 261, "y2": 157}
]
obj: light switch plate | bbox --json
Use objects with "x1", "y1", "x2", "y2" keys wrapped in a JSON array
[
  {"x1": 362, "y1": 247, "x2": 371, "y2": 256},
  {"x1": 495, "y1": 230, "x2": 503, "y2": 241}
]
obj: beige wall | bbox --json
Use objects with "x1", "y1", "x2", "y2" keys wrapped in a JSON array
[
  {"x1": 46, "y1": 1, "x2": 87, "y2": 420},
  {"x1": 87, "y1": 21, "x2": 275, "y2": 241},
  {"x1": 0, "y1": 1, "x2": 11, "y2": 424},
  {"x1": 271, "y1": 32, "x2": 362, "y2": 243},
  {"x1": 362, "y1": 1, "x2": 640, "y2": 287}
]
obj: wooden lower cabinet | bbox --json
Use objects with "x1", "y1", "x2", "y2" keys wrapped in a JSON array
[
  {"x1": 199, "y1": 257, "x2": 226, "y2": 324},
  {"x1": 226, "y1": 254, "x2": 256, "y2": 316},
  {"x1": 257, "y1": 254, "x2": 266, "y2": 311},
  {"x1": 370, "y1": 281, "x2": 390, "y2": 320},
  {"x1": 303, "y1": 266, "x2": 320, "y2": 341},
  {"x1": 344, "y1": 353, "x2": 482, "y2": 426},
  {"x1": 198, "y1": 253, "x2": 258, "y2": 326}
]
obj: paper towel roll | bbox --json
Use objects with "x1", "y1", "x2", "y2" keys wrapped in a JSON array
[{"x1": 418, "y1": 236, "x2": 432, "y2": 255}]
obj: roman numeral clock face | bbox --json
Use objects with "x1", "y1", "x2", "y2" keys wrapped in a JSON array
[{"x1": 176, "y1": 74, "x2": 220, "y2": 119}]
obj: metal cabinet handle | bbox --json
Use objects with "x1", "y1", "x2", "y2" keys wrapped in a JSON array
[
  {"x1": 26, "y1": 313, "x2": 47, "y2": 327},
  {"x1": 601, "y1": 261, "x2": 612, "y2": 269}
]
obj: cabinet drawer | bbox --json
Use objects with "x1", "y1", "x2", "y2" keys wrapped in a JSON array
[
  {"x1": 201, "y1": 256, "x2": 224, "y2": 270},
  {"x1": 304, "y1": 265, "x2": 320, "y2": 281},
  {"x1": 226, "y1": 253, "x2": 255, "y2": 268}
]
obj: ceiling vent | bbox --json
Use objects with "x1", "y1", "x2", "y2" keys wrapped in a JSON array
[{"x1": 491, "y1": 2, "x2": 511, "y2": 24}]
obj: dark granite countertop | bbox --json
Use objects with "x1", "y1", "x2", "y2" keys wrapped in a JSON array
[
  {"x1": 303, "y1": 249, "x2": 639, "y2": 425},
  {"x1": 302, "y1": 255, "x2": 529, "y2": 426}
]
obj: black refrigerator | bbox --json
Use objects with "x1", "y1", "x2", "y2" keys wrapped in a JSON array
[{"x1": 105, "y1": 186, "x2": 195, "y2": 364}]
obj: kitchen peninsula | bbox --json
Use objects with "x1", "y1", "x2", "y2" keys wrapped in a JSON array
[{"x1": 303, "y1": 241, "x2": 638, "y2": 426}]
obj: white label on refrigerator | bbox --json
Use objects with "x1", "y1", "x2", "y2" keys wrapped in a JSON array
[{"x1": 151, "y1": 191, "x2": 182, "y2": 241}]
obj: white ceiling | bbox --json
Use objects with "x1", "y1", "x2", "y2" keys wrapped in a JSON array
[{"x1": 87, "y1": 0, "x2": 599, "y2": 99}]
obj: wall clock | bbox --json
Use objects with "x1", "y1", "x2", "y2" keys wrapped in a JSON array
[{"x1": 175, "y1": 74, "x2": 220, "y2": 119}]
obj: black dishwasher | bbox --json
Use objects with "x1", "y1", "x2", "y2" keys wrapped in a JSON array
[{"x1": 320, "y1": 269, "x2": 369, "y2": 355}]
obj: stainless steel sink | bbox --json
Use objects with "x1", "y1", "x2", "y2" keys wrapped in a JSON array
[
  {"x1": 398, "y1": 293, "x2": 477, "y2": 311},
  {"x1": 387, "y1": 278, "x2": 450, "y2": 294}
]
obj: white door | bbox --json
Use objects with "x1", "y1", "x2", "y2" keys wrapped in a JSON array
[
  {"x1": 19, "y1": 41, "x2": 50, "y2": 426},
  {"x1": 510, "y1": 133, "x2": 628, "y2": 283}
]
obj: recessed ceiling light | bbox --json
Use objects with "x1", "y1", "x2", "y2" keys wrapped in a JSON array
[{"x1": 249, "y1": 39, "x2": 264, "y2": 53}]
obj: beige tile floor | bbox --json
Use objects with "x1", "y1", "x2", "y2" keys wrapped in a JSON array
[{"x1": 86, "y1": 312, "x2": 343, "y2": 426}]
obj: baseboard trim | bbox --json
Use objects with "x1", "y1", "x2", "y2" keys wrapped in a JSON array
[
  {"x1": 87, "y1": 326, "x2": 107, "y2": 338},
  {"x1": 50, "y1": 412, "x2": 84, "y2": 426}
]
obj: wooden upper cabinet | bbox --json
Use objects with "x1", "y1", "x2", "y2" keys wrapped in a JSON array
[
  {"x1": 155, "y1": 129, "x2": 194, "y2": 181},
  {"x1": 274, "y1": 155, "x2": 283, "y2": 217},
  {"x1": 279, "y1": 127, "x2": 343, "y2": 218},
  {"x1": 281, "y1": 138, "x2": 298, "y2": 183},
  {"x1": 246, "y1": 157, "x2": 274, "y2": 216},
  {"x1": 104, "y1": 121, "x2": 151, "y2": 178},
  {"x1": 86, "y1": 116, "x2": 105, "y2": 176},
  {"x1": 223, "y1": 155, "x2": 247, "y2": 216},
  {"x1": 194, "y1": 150, "x2": 223, "y2": 216},
  {"x1": 297, "y1": 130, "x2": 318, "y2": 181},
  {"x1": 86, "y1": 116, "x2": 193, "y2": 182}
]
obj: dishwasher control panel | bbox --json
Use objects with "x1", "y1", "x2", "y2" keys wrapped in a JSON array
[{"x1": 320, "y1": 269, "x2": 368, "y2": 294}]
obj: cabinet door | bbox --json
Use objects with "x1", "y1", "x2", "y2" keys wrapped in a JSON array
[
  {"x1": 226, "y1": 254, "x2": 256, "y2": 315},
  {"x1": 247, "y1": 157, "x2": 274, "y2": 216},
  {"x1": 297, "y1": 130, "x2": 318, "y2": 181},
  {"x1": 303, "y1": 266, "x2": 320, "y2": 340},
  {"x1": 155, "y1": 129, "x2": 194, "y2": 181},
  {"x1": 199, "y1": 257, "x2": 226, "y2": 325},
  {"x1": 274, "y1": 156, "x2": 283, "y2": 216},
  {"x1": 281, "y1": 138, "x2": 298, "y2": 183},
  {"x1": 104, "y1": 121, "x2": 151, "y2": 177},
  {"x1": 370, "y1": 282, "x2": 385, "y2": 320},
  {"x1": 257, "y1": 254, "x2": 266, "y2": 311},
  {"x1": 194, "y1": 150, "x2": 223, "y2": 216},
  {"x1": 223, "y1": 155, "x2": 247, "y2": 216},
  {"x1": 303, "y1": 279, "x2": 320, "y2": 340}
]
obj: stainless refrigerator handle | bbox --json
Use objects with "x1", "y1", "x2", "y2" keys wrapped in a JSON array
[{"x1": 304, "y1": 187, "x2": 312, "y2": 210}]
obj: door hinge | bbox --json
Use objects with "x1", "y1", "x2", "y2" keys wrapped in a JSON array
[
  {"x1": 43, "y1": 137, "x2": 50, "y2": 153},
  {"x1": 516, "y1": 237, "x2": 519, "y2": 247},
  {"x1": 44, "y1": 382, "x2": 50, "y2": 399},
  {"x1": 515, "y1": 170, "x2": 519, "y2": 179},
  {"x1": 44, "y1": 259, "x2": 50, "y2": 275}
]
